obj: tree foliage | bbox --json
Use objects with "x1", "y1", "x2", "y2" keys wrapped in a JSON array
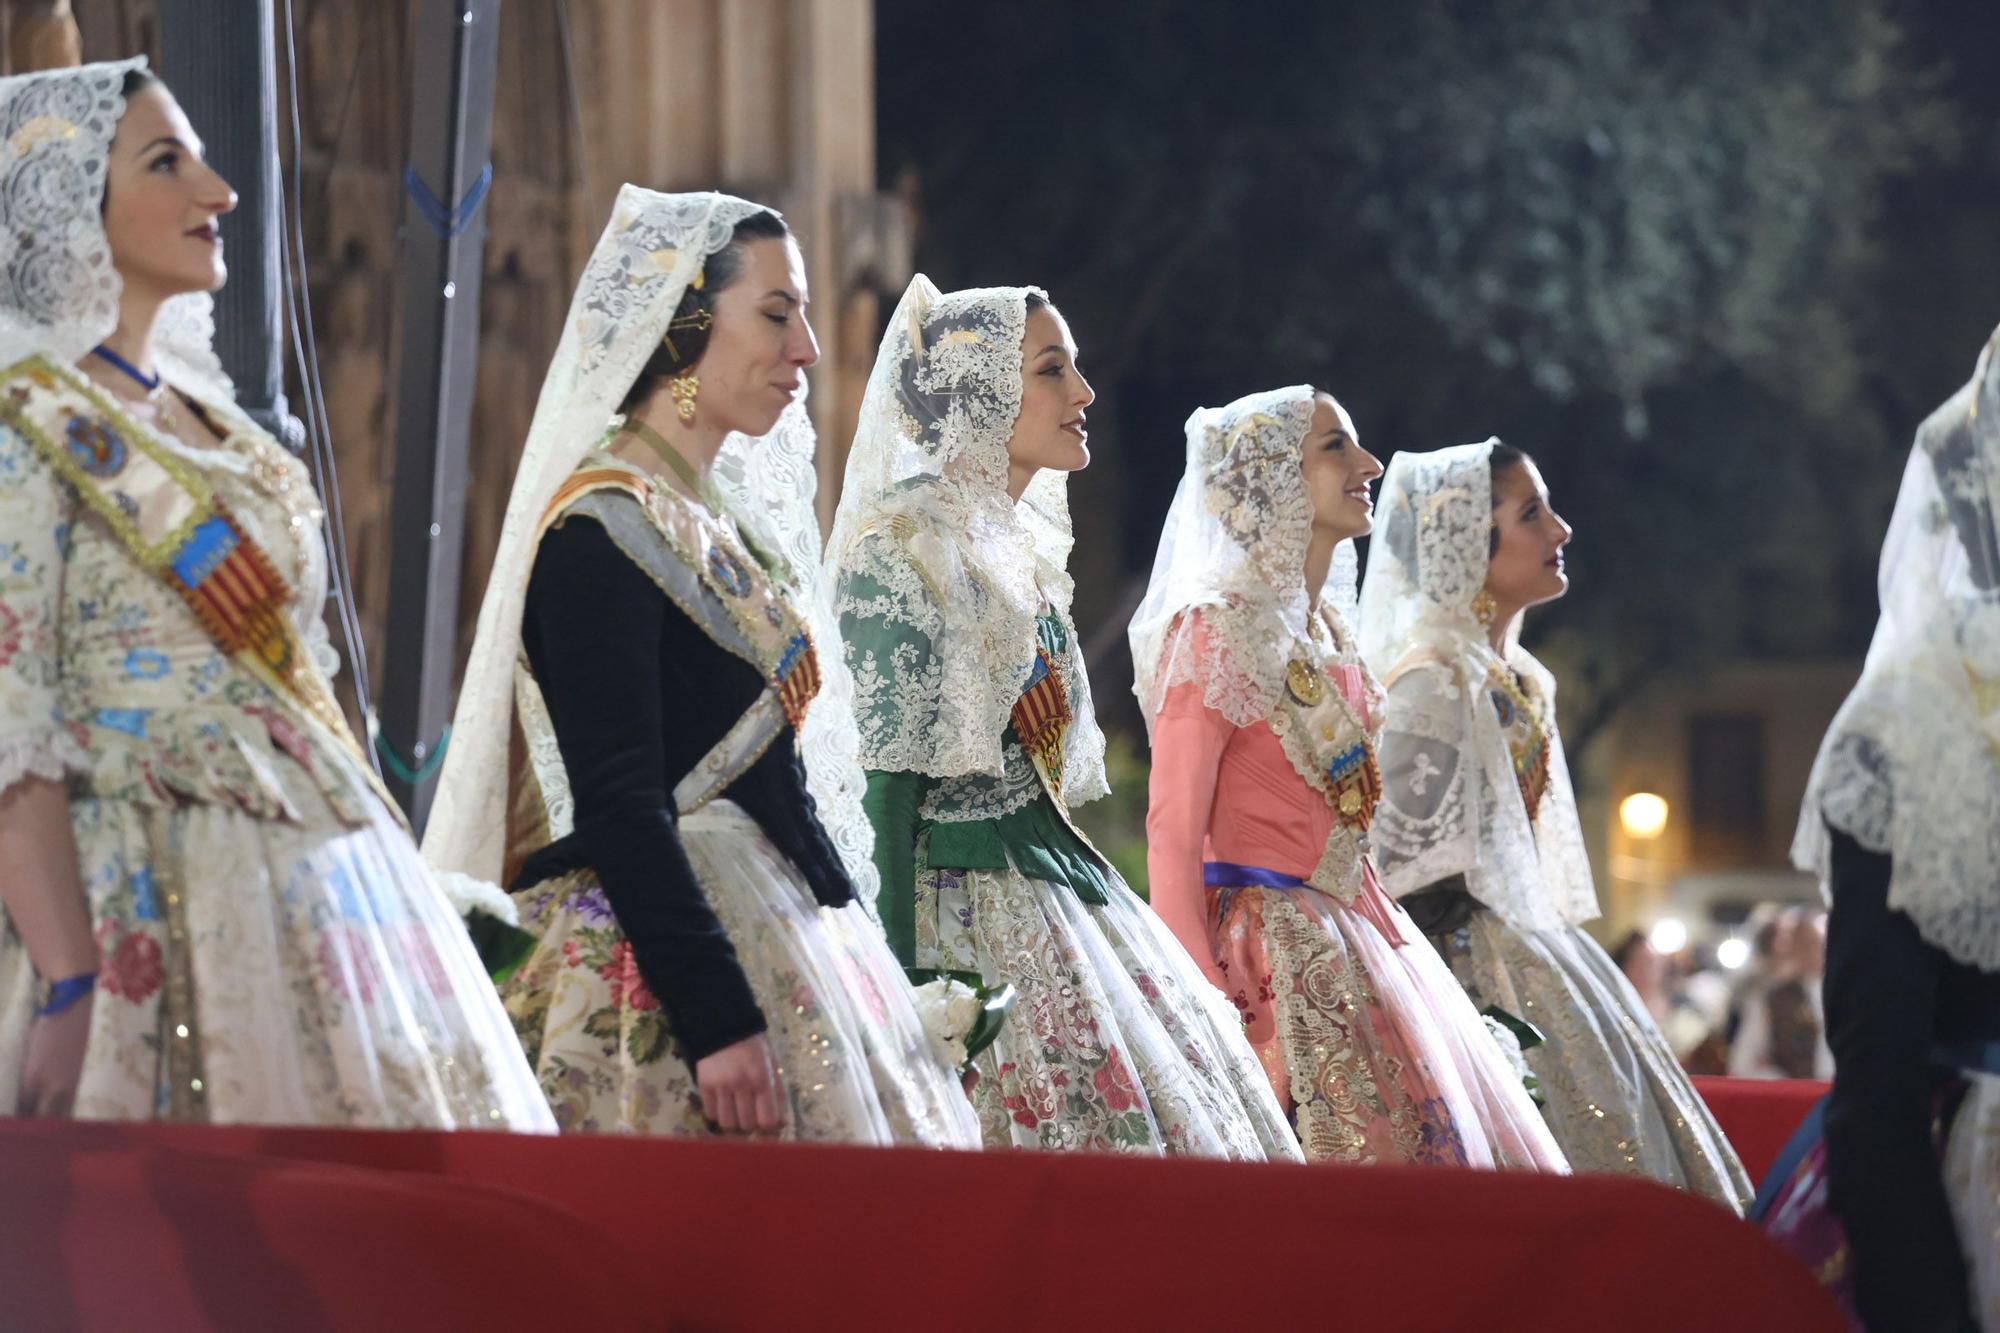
[
  {"x1": 878, "y1": 0, "x2": 1974, "y2": 759},
  {"x1": 1336, "y1": 0, "x2": 1955, "y2": 432}
]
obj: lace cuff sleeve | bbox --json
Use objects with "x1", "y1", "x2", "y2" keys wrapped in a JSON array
[
  {"x1": 1143, "y1": 602, "x2": 1282, "y2": 731},
  {"x1": 0, "y1": 728, "x2": 89, "y2": 800}
]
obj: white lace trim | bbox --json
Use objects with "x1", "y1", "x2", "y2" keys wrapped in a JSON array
[
  {"x1": 1144, "y1": 594, "x2": 1298, "y2": 732},
  {"x1": 1131, "y1": 389, "x2": 1330, "y2": 734},
  {"x1": 1359, "y1": 440, "x2": 1599, "y2": 932},
  {"x1": 0, "y1": 727, "x2": 89, "y2": 799},
  {"x1": 1796, "y1": 329, "x2": 2000, "y2": 968},
  {"x1": 425, "y1": 189, "x2": 768, "y2": 886},
  {"x1": 1357, "y1": 439, "x2": 1520, "y2": 670},
  {"x1": 839, "y1": 510, "x2": 1032, "y2": 782},
  {"x1": 0, "y1": 60, "x2": 231, "y2": 401},
  {"x1": 828, "y1": 275, "x2": 1107, "y2": 806},
  {"x1": 712, "y1": 394, "x2": 882, "y2": 914}
]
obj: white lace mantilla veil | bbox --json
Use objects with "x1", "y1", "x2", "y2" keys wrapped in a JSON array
[
  {"x1": 0, "y1": 58, "x2": 347, "y2": 719},
  {"x1": 826, "y1": 274, "x2": 1109, "y2": 807},
  {"x1": 1129, "y1": 385, "x2": 1365, "y2": 736},
  {"x1": 1795, "y1": 325, "x2": 2000, "y2": 969},
  {"x1": 1356, "y1": 439, "x2": 1599, "y2": 932},
  {"x1": 711, "y1": 384, "x2": 884, "y2": 911},
  {"x1": 422, "y1": 186, "x2": 884, "y2": 913},
  {"x1": 0, "y1": 58, "x2": 234, "y2": 406}
]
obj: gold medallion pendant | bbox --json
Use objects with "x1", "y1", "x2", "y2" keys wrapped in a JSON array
[{"x1": 1285, "y1": 658, "x2": 1325, "y2": 707}]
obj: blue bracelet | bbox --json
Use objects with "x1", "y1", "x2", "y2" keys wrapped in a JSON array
[{"x1": 37, "y1": 972, "x2": 96, "y2": 1017}]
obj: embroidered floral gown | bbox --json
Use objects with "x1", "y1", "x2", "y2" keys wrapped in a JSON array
[
  {"x1": 843, "y1": 534, "x2": 1302, "y2": 1160},
  {"x1": 495, "y1": 458, "x2": 979, "y2": 1147},
  {"x1": 0, "y1": 365, "x2": 552, "y2": 1128},
  {"x1": 1379, "y1": 655, "x2": 1751, "y2": 1206},
  {"x1": 1147, "y1": 606, "x2": 1566, "y2": 1169}
]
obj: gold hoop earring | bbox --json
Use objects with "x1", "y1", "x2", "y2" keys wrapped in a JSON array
[
  {"x1": 669, "y1": 370, "x2": 699, "y2": 425},
  {"x1": 1471, "y1": 588, "x2": 1499, "y2": 626}
]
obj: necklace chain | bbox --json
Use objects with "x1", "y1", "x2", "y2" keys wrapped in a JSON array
[
  {"x1": 620, "y1": 416, "x2": 712, "y2": 503},
  {"x1": 1307, "y1": 604, "x2": 1375, "y2": 739}
]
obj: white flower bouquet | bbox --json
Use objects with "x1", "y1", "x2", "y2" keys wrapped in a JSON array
[{"x1": 907, "y1": 968, "x2": 1014, "y2": 1074}]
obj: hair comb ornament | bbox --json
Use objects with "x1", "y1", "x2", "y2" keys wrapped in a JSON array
[{"x1": 661, "y1": 307, "x2": 714, "y2": 361}]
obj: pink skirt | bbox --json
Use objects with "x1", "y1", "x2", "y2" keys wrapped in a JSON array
[{"x1": 1208, "y1": 862, "x2": 1567, "y2": 1170}]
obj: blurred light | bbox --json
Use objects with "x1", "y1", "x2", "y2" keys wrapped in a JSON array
[
  {"x1": 1649, "y1": 917, "x2": 1689, "y2": 955},
  {"x1": 1619, "y1": 792, "x2": 1670, "y2": 840},
  {"x1": 1716, "y1": 936, "x2": 1751, "y2": 971}
]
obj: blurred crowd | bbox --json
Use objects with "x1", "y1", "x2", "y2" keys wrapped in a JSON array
[{"x1": 1614, "y1": 907, "x2": 1831, "y2": 1081}]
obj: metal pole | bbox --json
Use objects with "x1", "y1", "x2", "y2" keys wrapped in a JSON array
[
  {"x1": 380, "y1": 0, "x2": 502, "y2": 827},
  {"x1": 155, "y1": 0, "x2": 297, "y2": 447}
]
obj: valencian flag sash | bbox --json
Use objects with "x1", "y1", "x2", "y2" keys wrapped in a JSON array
[
  {"x1": 0, "y1": 355, "x2": 392, "y2": 812},
  {"x1": 1011, "y1": 646, "x2": 1072, "y2": 797},
  {"x1": 538, "y1": 461, "x2": 822, "y2": 732}
]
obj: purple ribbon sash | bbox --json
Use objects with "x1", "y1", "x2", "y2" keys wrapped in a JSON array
[{"x1": 1203, "y1": 861, "x2": 1305, "y2": 889}]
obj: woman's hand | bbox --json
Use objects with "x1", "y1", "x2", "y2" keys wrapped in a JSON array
[
  {"x1": 694, "y1": 1032, "x2": 787, "y2": 1135},
  {"x1": 1, "y1": 775, "x2": 98, "y2": 1117},
  {"x1": 15, "y1": 994, "x2": 91, "y2": 1117}
]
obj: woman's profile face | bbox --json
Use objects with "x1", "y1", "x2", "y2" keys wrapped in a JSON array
[
  {"x1": 101, "y1": 84, "x2": 237, "y2": 304},
  {"x1": 1299, "y1": 392, "x2": 1382, "y2": 544},
  {"x1": 1484, "y1": 455, "x2": 1572, "y2": 612},
  {"x1": 1004, "y1": 305, "x2": 1094, "y2": 479},
  {"x1": 694, "y1": 234, "x2": 820, "y2": 437}
]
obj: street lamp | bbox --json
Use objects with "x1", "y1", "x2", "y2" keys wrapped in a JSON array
[
  {"x1": 1619, "y1": 792, "x2": 1670, "y2": 840},
  {"x1": 1649, "y1": 917, "x2": 1690, "y2": 955}
]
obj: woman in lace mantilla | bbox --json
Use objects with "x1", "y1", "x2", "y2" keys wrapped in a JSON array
[
  {"x1": 1758, "y1": 326, "x2": 2000, "y2": 1331},
  {"x1": 422, "y1": 188, "x2": 978, "y2": 1147},
  {"x1": 1357, "y1": 439, "x2": 1750, "y2": 1206},
  {"x1": 829, "y1": 276, "x2": 1300, "y2": 1159},
  {"x1": 0, "y1": 60, "x2": 551, "y2": 1130},
  {"x1": 1131, "y1": 386, "x2": 1566, "y2": 1170}
]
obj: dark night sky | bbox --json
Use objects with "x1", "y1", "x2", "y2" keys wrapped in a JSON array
[{"x1": 876, "y1": 0, "x2": 2000, "y2": 740}]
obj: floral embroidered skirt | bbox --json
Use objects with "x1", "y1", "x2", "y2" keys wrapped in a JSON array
[
  {"x1": 1429, "y1": 912, "x2": 1752, "y2": 1209},
  {"x1": 0, "y1": 785, "x2": 554, "y2": 1130},
  {"x1": 1211, "y1": 870, "x2": 1567, "y2": 1170},
  {"x1": 916, "y1": 862, "x2": 1303, "y2": 1161},
  {"x1": 503, "y1": 800, "x2": 980, "y2": 1147}
]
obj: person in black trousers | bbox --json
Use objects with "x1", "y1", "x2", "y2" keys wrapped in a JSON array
[{"x1": 1760, "y1": 325, "x2": 2000, "y2": 1332}]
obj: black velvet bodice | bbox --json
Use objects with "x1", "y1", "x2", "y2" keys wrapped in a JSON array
[{"x1": 516, "y1": 510, "x2": 854, "y2": 1066}]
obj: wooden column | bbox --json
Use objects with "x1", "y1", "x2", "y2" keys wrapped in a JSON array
[
  {"x1": 75, "y1": 0, "x2": 885, "y2": 738},
  {"x1": 786, "y1": 0, "x2": 886, "y2": 530},
  {"x1": 3, "y1": 0, "x2": 80, "y2": 72}
]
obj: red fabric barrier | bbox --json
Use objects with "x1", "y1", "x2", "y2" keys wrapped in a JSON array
[
  {"x1": 1694, "y1": 1076, "x2": 1828, "y2": 1185},
  {"x1": 2, "y1": 1119, "x2": 1841, "y2": 1332},
  {"x1": 0, "y1": 1126, "x2": 646, "y2": 1331}
]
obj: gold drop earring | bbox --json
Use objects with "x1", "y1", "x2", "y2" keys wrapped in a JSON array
[
  {"x1": 669, "y1": 370, "x2": 699, "y2": 425},
  {"x1": 661, "y1": 288, "x2": 712, "y2": 427},
  {"x1": 1471, "y1": 588, "x2": 1499, "y2": 626}
]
